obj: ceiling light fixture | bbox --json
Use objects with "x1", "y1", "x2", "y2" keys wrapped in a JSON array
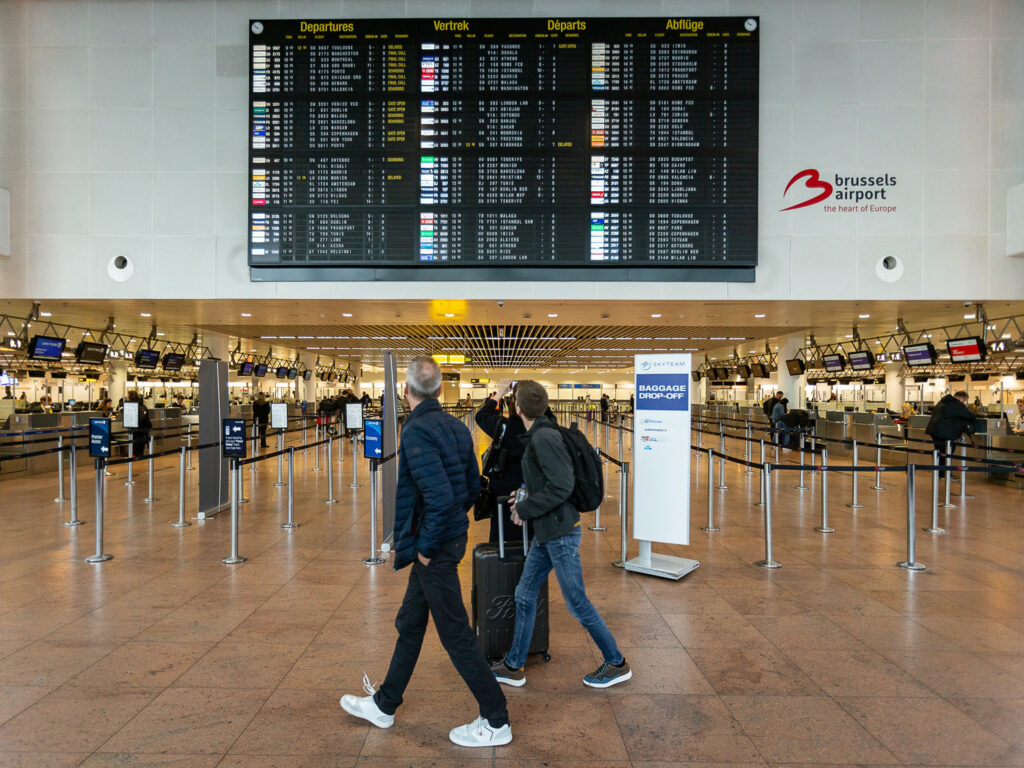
[
  {"x1": 651, "y1": 313, "x2": 661, "y2": 318},
  {"x1": 754, "y1": 313, "x2": 765, "y2": 318},
  {"x1": 140, "y1": 312, "x2": 151, "y2": 318},
  {"x1": 859, "y1": 313, "x2": 870, "y2": 319},
  {"x1": 241, "y1": 313, "x2": 252, "y2": 317},
  {"x1": 548, "y1": 313, "x2": 558, "y2": 318},
  {"x1": 342, "y1": 313, "x2": 353, "y2": 317}
]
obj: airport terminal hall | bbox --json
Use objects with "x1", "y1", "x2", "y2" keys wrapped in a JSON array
[{"x1": 3, "y1": 0, "x2": 1024, "y2": 766}]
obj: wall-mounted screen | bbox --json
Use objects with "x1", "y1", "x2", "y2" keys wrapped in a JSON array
[
  {"x1": 847, "y1": 350, "x2": 875, "y2": 371},
  {"x1": 785, "y1": 358, "x2": 805, "y2": 376},
  {"x1": 822, "y1": 354, "x2": 845, "y2": 372},
  {"x1": 27, "y1": 335, "x2": 66, "y2": 361},
  {"x1": 75, "y1": 341, "x2": 108, "y2": 365},
  {"x1": 946, "y1": 336, "x2": 986, "y2": 363},
  {"x1": 134, "y1": 349, "x2": 160, "y2": 369},
  {"x1": 902, "y1": 342, "x2": 937, "y2": 366},
  {"x1": 254, "y1": 363, "x2": 268, "y2": 377},
  {"x1": 749, "y1": 362, "x2": 768, "y2": 378},
  {"x1": 162, "y1": 353, "x2": 185, "y2": 371},
  {"x1": 248, "y1": 16, "x2": 759, "y2": 282},
  {"x1": 239, "y1": 361, "x2": 255, "y2": 376},
  {"x1": 275, "y1": 366, "x2": 288, "y2": 378}
]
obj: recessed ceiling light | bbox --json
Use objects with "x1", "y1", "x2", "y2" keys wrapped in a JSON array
[
  {"x1": 140, "y1": 312, "x2": 151, "y2": 317},
  {"x1": 845, "y1": 334, "x2": 854, "y2": 338},
  {"x1": 157, "y1": 332, "x2": 165, "y2": 336},
  {"x1": 444, "y1": 313, "x2": 455, "y2": 318},
  {"x1": 241, "y1": 313, "x2": 252, "y2": 317},
  {"x1": 964, "y1": 314, "x2": 975, "y2": 319},
  {"x1": 39, "y1": 311, "x2": 52, "y2": 317},
  {"x1": 548, "y1": 313, "x2": 558, "y2": 318},
  {"x1": 650, "y1": 313, "x2": 661, "y2": 318},
  {"x1": 858, "y1": 313, "x2": 870, "y2": 319},
  {"x1": 342, "y1": 313, "x2": 353, "y2": 317},
  {"x1": 754, "y1": 313, "x2": 765, "y2": 318}
]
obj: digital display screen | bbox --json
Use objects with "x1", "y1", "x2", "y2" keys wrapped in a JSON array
[
  {"x1": 785, "y1": 358, "x2": 805, "y2": 376},
  {"x1": 248, "y1": 17, "x2": 759, "y2": 281},
  {"x1": 750, "y1": 362, "x2": 767, "y2": 378},
  {"x1": 27, "y1": 335, "x2": 66, "y2": 361},
  {"x1": 822, "y1": 354, "x2": 845, "y2": 372},
  {"x1": 254, "y1": 364, "x2": 268, "y2": 377},
  {"x1": 847, "y1": 351, "x2": 875, "y2": 371},
  {"x1": 0, "y1": 371, "x2": 16, "y2": 386},
  {"x1": 302, "y1": 369, "x2": 312, "y2": 380},
  {"x1": 287, "y1": 367, "x2": 298, "y2": 379},
  {"x1": 134, "y1": 349, "x2": 160, "y2": 369},
  {"x1": 946, "y1": 336, "x2": 986, "y2": 363},
  {"x1": 691, "y1": 370, "x2": 702, "y2": 382},
  {"x1": 736, "y1": 364, "x2": 751, "y2": 378},
  {"x1": 275, "y1": 366, "x2": 289, "y2": 378},
  {"x1": 713, "y1": 366, "x2": 729, "y2": 380},
  {"x1": 162, "y1": 353, "x2": 185, "y2": 371},
  {"x1": 75, "y1": 341, "x2": 109, "y2": 365},
  {"x1": 239, "y1": 361, "x2": 255, "y2": 376},
  {"x1": 902, "y1": 343, "x2": 937, "y2": 367}
]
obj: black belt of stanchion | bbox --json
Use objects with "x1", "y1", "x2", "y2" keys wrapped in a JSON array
[
  {"x1": 237, "y1": 436, "x2": 331, "y2": 466},
  {"x1": 598, "y1": 449, "x2": 623, "y2": 467},
  {"x1": 706, "y1": 449, "x2": 764, "y2": 471},
  {"x1": 769, "y1": 463, "x2": 907, "y2": 473}
]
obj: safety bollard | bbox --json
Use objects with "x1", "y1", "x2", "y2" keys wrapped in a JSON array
[
  {"x1": 274, "y1": 431, "x2": 286, "y2": 487},
  {"x1": 283, "y1": 447, "x2": 299, "y2": 529},
  {"x1": 926, "y1": 450, "x2": 946, "y2": 533},
  {"x1": 186, "y1": 423, "x2": 195, "y2": 471},
  {"x1": 755, "y1": 440, "x2": 766, "y2": 507},
  {"x1": 65, "y1": 439, "x2": 82, "y2": 526},
  {"x1": 349, "y1": 434, "x2": 361, "y2": 488},
  {"x1": 363, "y1": 459, "x2": 385, "y2": 565},
  {"x1": 125, "y1": 438, "x2": 135, "y2": 486},
  {"x1": 701, "y1": 447, "x2": 719, "y2": 532},
  {"x1": 959, "y1": 442, "x2": 973, "y2": 498},
  {"x1": 144, "y1": 435, "x2": 158, "y2": 503},
  {"x1": 172, "y1": 446, "x2": 191, "y2": 527},
  {"x1": 940, "y1": 439, "x2": 954, "y2": 509},
  {"x1": 54, "y1": 435, "x2": 68, "y2": 502},
  {"x1": 589, "y1": 457, "x2": 607, "y2": 531},
  {"x1": 795, "y1": 432, "x2": 809, "y2": 490},
  {"x1": 325, "y1": 435, "x2": 338, "y2": 504},
  {"x1": 222, "y1": 458, "x2": 246, "y2": 564},
  {"x1": 815, "y1": 448, "x2": 835, "y2": 533},
  {"x1": 847, "y1": 439, "x2": 863, "y2": 509},
  {"x1": 613, "y1": 460, "x2": 630, "y2": 568},
  {"x1": 86, "y1": 458, "x2": 112, "y2": 563},
  {"x1": 871, "y1": 432, "x2": 885, "y2": 490},
  {"x1": 755, "y1": 464, "x2": 781, "y2": 568},
  {"x1": 897, "y1": 463, "x2": 926, "y2": 571},
  {"x1": 716, "y1": 427, "x2": 728, "y2": 490}
]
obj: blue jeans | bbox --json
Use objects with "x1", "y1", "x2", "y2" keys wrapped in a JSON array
[{"x1": 506, "y1": 528, "x2": 623, "y2": 669}]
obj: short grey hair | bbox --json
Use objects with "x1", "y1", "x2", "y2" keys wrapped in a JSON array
[{"x1": 406, "y1": 356, "x2": 442, "y2": 400}]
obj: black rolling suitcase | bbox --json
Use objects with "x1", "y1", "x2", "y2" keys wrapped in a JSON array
[{"x1": 471, "y1": 501, "x2": 550, "y2": 662}]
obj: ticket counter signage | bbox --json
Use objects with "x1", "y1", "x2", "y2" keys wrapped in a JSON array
[
  {"x1": 89, "y1": 418, "x2": 111, "y2": 458},
  {"x1": 270, "y1": 402, "x2": 288, "y2": 430},
  {"x1": 222, "y1": 418, "x2": 247, "y2": 458},
  {"x1": 122, "y1": 402, "x2": 139, "y2": 429},
  {"x1": 363, "y1": 418, "x2": 382, "y2": 459},
  {"x1": 626, "y1": 354, "x2": 698, "y2": 580},
  {"x1": 345, "y1": 402, "x2": 364, "y2": 432}
]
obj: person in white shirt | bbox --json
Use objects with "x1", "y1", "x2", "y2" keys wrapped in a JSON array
[{"x1": 1013, "y1": 398, "x2": 1024, "y2": 434}]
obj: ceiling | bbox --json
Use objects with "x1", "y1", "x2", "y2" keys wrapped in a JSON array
[{"x1": 3, "y1": 298, "x2": 1022, "y2": 373}]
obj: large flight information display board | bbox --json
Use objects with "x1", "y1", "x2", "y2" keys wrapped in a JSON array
[{"x1": 248, "y1": 17, "x2": 759, "y2": 281}]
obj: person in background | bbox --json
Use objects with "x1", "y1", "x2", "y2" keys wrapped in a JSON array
[
  {"x1": 600, "y1": 393, "x2": 610, "y2": 423},
  {"x1": 901, "y1": 400, "x2": 916, "y2": 420},
  {"x1": 771, "y1": 396, "x2": 789, "y2": 446},
  {"x1": 98, "y1": 398, "x2": 113, "y2": 416},
  {"x1": 1012, "y1": 398, "x2": 1024, "y2": 435},
  {"x1": 127, "y1": 390, "x2": 152, "y2": 459},
  {"x1": 628, "y1": 393, "x2": 634, "y2": 413},
  {"x1": 475, "y1": 379, "x2": 529, "y2": 544},
  {"x1": 360, "y1": 392, "x2": 372, "y2": 408},
  {"x1": 252, "y1": 392, "x2": 270, "y2": 448},
  {"x1": 925, "y1": 390, "x2": 976, "y2": 480}
]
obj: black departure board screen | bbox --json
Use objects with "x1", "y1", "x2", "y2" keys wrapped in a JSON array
[{"x1": 248, "y1": 17, "x2": 759, "y2": 281}]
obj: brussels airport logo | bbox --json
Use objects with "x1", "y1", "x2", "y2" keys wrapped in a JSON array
[{"x1": 781, "y1": 169, "x2": 898, "y2": 214}]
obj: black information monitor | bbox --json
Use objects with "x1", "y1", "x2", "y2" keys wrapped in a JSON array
[
  {"x1": 223, "y1": 418, "x2": 247, "y2": 458},
  {"x1": 248, "y1": 16, "x2": 759, "y2": 282}
]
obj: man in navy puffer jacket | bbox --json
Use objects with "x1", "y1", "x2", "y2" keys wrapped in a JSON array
[{"x1": 340, "y1": 357, "x2": 511, "y2": 748}]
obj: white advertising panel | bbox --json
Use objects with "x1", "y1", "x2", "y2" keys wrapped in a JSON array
[
  {"x1": 270, "y1": 402, "x2": 288, "y2": 430},
  {"x1": 122, "y1": 401, "x2": 139, "y2": 429},
  {"x1": 633, "y1": 354, "x2": 691, "y2": 545}
]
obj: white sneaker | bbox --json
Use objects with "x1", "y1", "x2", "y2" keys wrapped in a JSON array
[
  {"x1": 339, "y1": 694, "x2": 394, "y2": 729},
  {"x1": 449, "y1": 716, "x2": 512, "y2": 747}
]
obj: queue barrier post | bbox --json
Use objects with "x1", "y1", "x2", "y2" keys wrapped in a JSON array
[
  {"x1": 143, "y1": 435, "x2": 157, "y2": 503},
  {"x1": 186, "y1": 423, "x2": 195, "y2": 471},
  {"x1": 754, "y1": 463, "x2": 781, "y2": 569},
  {"x1": 589, "y1": 455, "x2": 606, "y2": 532},
  {"x1": 897, "y1": 463, "x2": 926, "y2": 571},
  {"x1": 274, "y1": 431, "x2": 286, "y2": 487},
  {"x1": 959, "y1": 442, "x2": 973, "y2": 498},
  {"x1": 755, "y1": 440, "x2": 766, "y2": 507},
  {"x1": 349, "y1": 434, "x2": 361, "y2": 488},
  {"x1": 86, "y1": 458, "x2": 112, "y2": 563},
  {"x1": 815, "y1": 448, "x2": 835, "y2": 533},
  {"x1": 716, "y1": 425, "x2": 728, "y2": 490},
  {"x1": 926, "y1": 449, "x2": 946, "y2": 534},
  {"x1": 871, "y1": 432, "x2": 885, "y2": 490},
  {"x1": 338, "y1": 424, "x2": 345, "y2": 464},
  {"x1": 795, "y1": 432, "x2": 809, "y2": 490},
  {"x1": 940, "y1": 439, "x2": 954, "y2": 509},
  {"x1": 325, "y1": 434, "x2": 338, "y2": 504},
  {"x1": 618, "y1": 418, "x2": 624, "y2": 463},
  {"x1": 312, "y1": 423, "x2": 322, "y2": 471},
  {"x1": 613, "y1": 460, "x2": 630, "y2": 568},
  {"x1": 249, "y1": 423, "x2": 258, "y2": 473},
  {"x1": 302, "y1": 418, "x2": 308, "y2": 455},
  {"x1": 744, "y1": 422, "x2": 753, "y2": 474},
  {"x1": 64, "y1": 440, "x2": 83, "y2": 527},
  {"x1": 701, "y1": 447, "x2": 719, "y2": 532},
  {"x1": 363, "y1": 458, "x2": 385, "y2": 565},
  {"x1": 810, "y1": 434, "x2": 818, "y2": 473},
  {"x1": 125, "y1": 436, "x2": 135, "y2": 486},
  {"x1": 847, "y1": 439, "x2": 863, "y2": 509},
  {"x1": 283, "y1": 447, "x2": 299, "y2": 529},
  {"x1": 222, "y1": 458, "x2": 246, "y2": 564},
  {"x1": 172, "y1": 445, "x2": 191, "y2": 528},
  {"x1": 54, "y1": 435, "x2": 68, "y2": 502}
]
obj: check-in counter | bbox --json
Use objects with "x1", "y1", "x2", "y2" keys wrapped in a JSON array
[
  {"x1": 1, "y1": 412, "x2": 76, "y2": 476},
  {"x1": 821, "y1": 410, "x2": 851, "y2": 457},
  {"x1": 848, "y1": 412, "x2": 896, "y2": 458},
  {"x1": 989, "y1": 433, "x2": 1024, "y2": 484}
]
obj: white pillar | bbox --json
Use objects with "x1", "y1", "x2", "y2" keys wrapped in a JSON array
[
  {"x1": 775, "y1": 336, "x2": 806, "y2": 409},
  {"x1": 204, "y1": 331, "x2": 229, "y2": 362},
  {"x1": 885, "y1": 363, "x2": 905, "y2": 410},
  {"x1": 108, "y1": 360, "x2": 128, "y2": 406}
]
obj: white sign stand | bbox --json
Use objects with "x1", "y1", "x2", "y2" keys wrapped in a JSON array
[
  {"x1": 122, "y1": 402, "x2": 139, "y2": 429},
  {"x1": 624, "y1": 353, "x2": 699, "y2": 581},
  {"x1": 270, "y1": 402, "x2": 288, "y2": 430}
]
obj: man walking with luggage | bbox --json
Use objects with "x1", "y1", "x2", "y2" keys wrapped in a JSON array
[
  {"x1": 490, "y1": 380, "x2": 630, "y2": 689},
  {"x1": 339, "y1": 357, "x2": 511, "y2": 748}
]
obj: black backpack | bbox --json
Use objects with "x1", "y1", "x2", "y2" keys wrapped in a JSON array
[
  {"x1": 557, "y1": 423, "x2": 604, "y2": 512},
  {"x1": 762, "y1": 398, "x2": 774, "y2": 417}
]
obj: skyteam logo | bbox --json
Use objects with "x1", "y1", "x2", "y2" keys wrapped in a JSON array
[
  {"x1": 640, "y1": 360, "x2": 652, "y2": 371},
  {"x1": 638, "y1": 359, "x2": 687, "y2": 371}
]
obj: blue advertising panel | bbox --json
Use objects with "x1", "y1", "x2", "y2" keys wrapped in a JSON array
[
  {"x1": 636, "y1": 374, "x2": 690, "y2": 412},
  {"x1": 222, "y1": 418, "x2": 247, "y2": 458},
  {"x1": 363, "y1": 418, "x2": 382, "y2": 459},
  {"x1": 89, "y1": 418, "x2": 111, "y2": 458}
]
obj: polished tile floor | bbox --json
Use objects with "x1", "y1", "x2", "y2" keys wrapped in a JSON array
[{"x1": 0, "y1": 421, "x2": 1022, "y2": 767}]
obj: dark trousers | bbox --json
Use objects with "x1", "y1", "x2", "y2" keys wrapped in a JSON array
[
  {"x1": 131, "y1": 430, "x2": 149, "y2": 459},
  {"x1": 375, "y1": 534, "x2": 509, "y2": 728},
  {"x1": 257, "y1": 422, "x2": 268, "y2": 447}
]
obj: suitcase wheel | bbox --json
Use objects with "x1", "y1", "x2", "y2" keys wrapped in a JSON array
[{"x1": 542, "y1": 652, "x2": 551, "y2": 662}]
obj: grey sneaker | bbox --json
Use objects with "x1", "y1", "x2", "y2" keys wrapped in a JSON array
[
  {"x1": 490, "y1": 658, "x2": 526, "y2": 687},
  {"x1": 583, "y1": 658, "x2": 632, "y2": 689}
]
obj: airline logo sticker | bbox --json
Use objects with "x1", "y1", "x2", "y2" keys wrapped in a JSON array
[{"x1": 782, "y1": 169, "x2": 897, "y2": 213}]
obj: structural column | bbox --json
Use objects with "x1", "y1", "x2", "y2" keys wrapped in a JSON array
[
  {"x1": 107, "y1": 359, "x2": 128, "y2": 406},
  {"x1": 775, "y1": 336, "x2": 807, "y2": 409},
  {"x1": 885, "y1": 363, "x2": 905, "y2": 411}
]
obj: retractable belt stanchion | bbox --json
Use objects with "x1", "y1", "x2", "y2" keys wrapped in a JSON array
[
  {"x1": 186, "y1": 423, "x2": 195, "y2": 470},
  {"x1": 349, "y1": 435, "x2": 360, "y2": 488},
  {"x1": 926, "y1": 449, "x2": 946, "y2": 534},
  {"x1": 54, "y1": 435, "x2": 68, "y2": 502},
  {"x1": 65, "y1": 439, "x2": 82, "y2": 526},
  {"x1": 847, "y1": 439, "x2": 862, "y2": 509},
  {"x1": 338, "y1": 422, "x2": 345, "y2": 463},
  {"x1": 744, "y1": 423, "x2": 753, "y2": 474},
  {"x1": 613, "y1": 460, "x2": 629, "y2": 568},
  {"x1": 125, "y1": 436, "x2": 135, "y2": 486},
  {"x1": 815, "y1": 448, "x2": 835, "y2": 533},
  {"x1": 701, "y1": 447, "x2": 719, "y2": 532},
  {"x1": 959, "y1": 442, "x2": 973, "y2": 498},
  {"x1": 897, "y1": 463, "x2": 926, "y2": 570},
  {"x1": 283, "y1": 447, "x2": 299, "y2": 529},
  {"x1": 249, "y1": 423, "x2": 258, "y2": 472},
  {"x1": 172, "y1": 445, "x2": 190, "y2": 528},
  {"x1": 795, "y1": 432, "x2": 809, "y2": 490},
  {"x1": 222, "y1": 458, "x2": 246, "y2": 564},
  {"x1": 589, "y1": 455, "x2": 606, "y2": 532},
  {"x1": 617, "y1": 419, "x2": 624, "y2": 464},
  {"x1": 324, "y1": 433, "x2": 338, "y2": 504},
  {"x1": 716, "y1": 424, "x2": 728, "y2": 490},
  {"x1": 86, "y1": 458, "x2": 112, "y2": 563},
  {"x1": 755, "y1": 463, "x2": 781, "y2": 569},
  {"x1": 940, "y1": 439, "x2": 954, "y2": 508},
  {"x1": 312, "y1": 422, "x2": 322, "y2": 471},
  {"x1": 871, "y1": 432, "x2": 885, "y2": 490},
  {"x1": 810, "y1": 434, "x2": 818, "y2": 473},
  {"x1": 363, "y1": 458, "x2": 384, "y2": 565},
  {"x1": 302, "y1": 418, "x2": 308, "y2": 454},
  {"x1": 755, "y1": 440, "x2": 766, "y2": 506},
  {"x1": 143, "y1": 435, "x2": 157, "y2": 503},
  {"x1": 274, "y1": 431, "x2": 286, "y2": 487}
]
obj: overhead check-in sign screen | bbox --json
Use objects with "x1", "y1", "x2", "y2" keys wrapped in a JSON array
[{"x1": 248, "y1": 17, "x2": 759, "y2": 282}]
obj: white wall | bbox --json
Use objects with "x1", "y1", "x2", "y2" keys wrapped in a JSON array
[{"x1": 1, "y1": 0, "x2": 1022, "y2": 302}]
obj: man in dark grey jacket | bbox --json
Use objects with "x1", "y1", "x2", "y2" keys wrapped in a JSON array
[
  {"x1": 490, "y1": 380, "x2": 630, "y2": 689},
  {"x1": 340, "y1": 356, "x2": 510, "y2": 748}
]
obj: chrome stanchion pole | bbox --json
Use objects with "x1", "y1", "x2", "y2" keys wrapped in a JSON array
[
  {"x1": 325, "y1": 434, "x2": 338, "y2": 504},
  {"x1": 847, "y1": 439, "x2": 862, "y2": 509},
  {"x1": 871, "y1": 432, "x2": 885, "y2": 490},
  {"x1": 143, "y1": 435, "x2": 157, "y2": 502},
  {"x1": 283, "y1": 447, "x2": 299, "y2": 529},
  {"x1": 54, "y1": 435, "x2": 68, "y2": 502},
  {"x1": 815, "y1": 448, "x2": 835, "y2": 533},
  {"x1": 940, "y1": 439, "x2": 954, "y2": 508},
  {"x1": 613, "y1": 460, "x2": 629, "y2": 568},
  {"x1": 926, "y1": 449, "x2": 945, "y2": 533},
  {"x1": 744, "y1": 422, "x2": 753, "y2": 474},
  {"x1": 959, "y1": 442, "x2": 973, "y2": 498},
  {"x1": 755, "y1": 464, "x2": 781, "y2": 568},
  {"x1": 715, "y1": 426, "x2": 728, "y2": 490},
  {"x1": 897, "y1": 464, "x2": 926, "y2": 571},
  {"x1": 589, "y1": 457, "x2": 606, "y2": 531},
  {"x1": 338, "y1": 422, "x2": 344, "y2": 464},
  {"x1": 125, "y1": 436, "x2": 135, "y2": 486},
  {"x1": 302, "y1": 418, "x2": 308, "y2": 454},
  {"x1": 237, "y1": 452, "x2": 249, "y2": 504},
  {"x1": 701, "y1": 447, "x2": 719, "y2": 532},
  {"x1": 795, "y1": 432, "x2": 809, "y2": 490},
  {"x1": 172, "y1": 446, "x2": 190, "y2": 527},
  {"x1": 312, "y1": 423, "x2": 322, "y2": 471},
  {"x1": 65, "y1": 439, "x2": 82, "y2": 526},
  {"x1": 186, "y1": 423, "x2": 195, "y2": 470},
  {"x1": 274, "y1": 431, "x2": 286, "y2": 487},
  {"x1": 349, "y1": 434, "x2": 361, "y2": 488},
  {"x1": 222, "y1": 458, "x2": 246, "y2": 564},
  {"x1": 810, "y1": 434, "x2": 818, "y2": 473},
  {"x1": 86, "y1": 458, "x2": 112, "y2": 563},
  {"x1": 754, "y1": 440, "x2": 766, "y2": 506},
  {"x1": 363, "y1": 459, "x2": 384, "y2": 565},
  {"x1": 618, "y1": 418, "x2": 624, "y2": 464}
]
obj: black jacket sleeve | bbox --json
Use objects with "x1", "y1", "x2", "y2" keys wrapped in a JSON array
[{"x1": 475, "y1": 397, "x2": 505, "y2": 439}]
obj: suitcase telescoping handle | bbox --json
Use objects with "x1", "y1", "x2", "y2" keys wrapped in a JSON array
[{"x1": 496, "y1": 498, "x2": 529, "y2": 560}]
